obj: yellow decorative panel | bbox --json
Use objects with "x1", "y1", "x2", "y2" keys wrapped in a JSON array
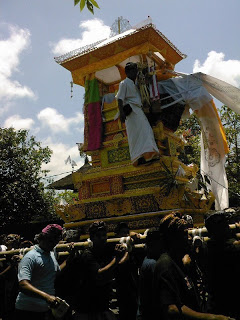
[
  {"x1": 104, "y1": 109, "x2": 118, "y2": 121},
  {"x1": 91, "y1": 180, "x2": 110, "y2": 195},
  {"x1": 106, "y1": 198, "x2": 132, "y2": 217},
  {"x1": 71, "y1": 42, "x2": 152, "y2": 86},
  {"x1": 168, "y1": 138, "x2": 177, "y2": 156},
  {"x1": 103, "y1": 99, "x2": 118, "y2": 110},
  {"x1": 63, "y1": 27, "x2": 184, "y2": 74}
]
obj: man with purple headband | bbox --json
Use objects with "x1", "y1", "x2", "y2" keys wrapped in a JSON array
[{"x1": 15, "y1": 224, "x2": 64, "y2": 320}]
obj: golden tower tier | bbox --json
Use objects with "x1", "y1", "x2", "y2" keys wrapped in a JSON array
[{"x1": 52, "y1": 22, "x2": 215, "y2": 235}]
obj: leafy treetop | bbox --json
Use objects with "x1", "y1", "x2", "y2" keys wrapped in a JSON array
[
  {"x1": 0, "y1": 128, "x2": 58, "y2": 227},
  {"x1": 74, "y1": 0, "x2": 100, "y2": 14}
]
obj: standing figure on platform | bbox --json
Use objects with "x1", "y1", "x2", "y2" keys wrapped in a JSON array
[{"x1": 116, "y1": 62, "x2": 159, "y2": 166}]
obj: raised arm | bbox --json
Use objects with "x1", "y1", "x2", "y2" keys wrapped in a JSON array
[{"x1": 167, "y1": 304, "x2": 234, "y2": 320}]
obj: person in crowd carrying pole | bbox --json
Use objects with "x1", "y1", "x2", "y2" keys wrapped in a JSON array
[
  {"x1": 153, "y1": 213, "x2": 236, "y2": 320},
  {"x1": 204, "y1": 212, "x2": 240, "y2": 319},
  {"x1": 63, "y1": 220, "x2": 126, "y2": 320},
  {"x1": 0, "y1": 234, "x2": 21, "y2": 320},
  {"x1": 15, "y1": 224, "x2": 69, "y2": 320},
  {"x1": 114, "y1": 222, "x2": 140, "y2": 320},
  {"x1": 137, "y1": 227, "x2": 164, "y2": 320}
]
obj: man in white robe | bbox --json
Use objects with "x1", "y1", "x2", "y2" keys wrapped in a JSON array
[{"x1": 116, "y1": 62, "x2": 159, "y2": 166}]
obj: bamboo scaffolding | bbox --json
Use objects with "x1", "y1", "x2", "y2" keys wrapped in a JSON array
[{"x1": 0, "y1": 224, "x2": 239, "y2": 260}]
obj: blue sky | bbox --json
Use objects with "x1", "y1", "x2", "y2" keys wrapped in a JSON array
[{"x1": 1, "y1": 0, "x2": 240, "y2": 182}]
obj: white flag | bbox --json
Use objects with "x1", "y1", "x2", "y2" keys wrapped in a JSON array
[
  {"x1": 71, "y1": 160, "x2": 77, "y2": 167},
  {"x1": 65, "y1": 155, "x2": 71, "y2": 165}
]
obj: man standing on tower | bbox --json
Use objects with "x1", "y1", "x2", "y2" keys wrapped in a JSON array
[{"x1": 116, "y1": 62, "x2": 159, "y2": 166}]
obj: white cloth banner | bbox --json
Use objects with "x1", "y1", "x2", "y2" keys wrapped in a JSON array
[
  {"x1": 199, "y1": 103, "x2": 229, "y2": 210},
  {"x1": 158, "y1": 74, "x2": 230, "y2": 209},
  {"x1": 193, "y1": 72, "x2": 240, "y2": 115}
]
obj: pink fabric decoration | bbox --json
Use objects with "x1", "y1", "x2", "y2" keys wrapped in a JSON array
[
  {"x1": 87, "y1": 101, "x2": 102, "y2": 151},
  {"x1": 42, "y1": 224, "x2": 63, "y2": 235}
]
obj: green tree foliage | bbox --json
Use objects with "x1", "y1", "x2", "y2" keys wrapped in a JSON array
[
  {"x1": 220, "y1": 106, "x2": 240, "y2": 205},
  {"x1": 0, "y1": 128, "x2": 58, "y2": 227},
  {"x1": 176, "y1": 113, "x2": 201, "y2": 166},
  {"x1": 74, "y1": 0, "x2": 100, "y2": 14}
]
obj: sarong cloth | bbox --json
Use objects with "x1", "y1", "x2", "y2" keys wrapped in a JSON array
[
  {"x1": 83, "y1": 78, "x2": 102, "y2": 151},
  {"x1": 116, "y1": 77, "x2": 159, "y2": 166}
]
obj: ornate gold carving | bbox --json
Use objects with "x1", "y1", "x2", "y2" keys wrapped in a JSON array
[
  {"x1": 108, "y1": 146, "x2": 130, "y2": 164},
  {"x1": 111, "y1": 175, "x2": 123, "y2": 194},
  {"x1": 112, "y1": 132, "x2": 124, "y2": 148},
  {"x1": 105, "y1": 119, "x2": 119, "y2": 133},
  {"x1": 106, "y1": 198, "x2": 132, "y2": 217},
  {"x1": 55, "y1": 204, "x2": 86, "y2": 222},
  {"x1": 167, "y1": 137, "x2": 177, "y2": 156},
  {"x1": 85, "y1": 201, "x2": 106, "y2": 219}
]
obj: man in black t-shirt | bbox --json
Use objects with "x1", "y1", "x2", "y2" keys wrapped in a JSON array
[
  {"x1": 153, "y1": 213, "x2": 234, "y2": 320},
  {"x1": 114, "y1": 222, "x2": 139, "y2": 320},
  {"x1": 204, "y1": 212, "x2": 240, "y2": 319},
  {"x1": 66, "y1": 221, "x2": 126, "y2": 320},
  {"x1": 137, "y1": 227, "x2": 164, "y2": 320}
]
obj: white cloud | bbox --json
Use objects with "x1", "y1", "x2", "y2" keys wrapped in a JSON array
[
  {"x1": 4, "y1": 114, "x2": 34, "y2": 130},
  {"x1": 0, "y1": 101, "x2": 12, "y2": 117},
  {"x1": 41, "y1": 138, "x2": 84, "y2": 179},
  {"x1": 193, "y1": 51, "x2": 240, "y2": 87},
  {"x1": 37, "y1": 107, "x2": 84, "y2": 133},
  {"x1": 0, "y1": 24, "x2": 35, "y2": 104},
  {"x1": 52, "y1": 19, "x2": 111, "y2": 55}
]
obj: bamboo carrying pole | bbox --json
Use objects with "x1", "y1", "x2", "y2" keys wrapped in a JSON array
[{"x1": 0, "y1": 223, "x2": 239, "y2": 260}]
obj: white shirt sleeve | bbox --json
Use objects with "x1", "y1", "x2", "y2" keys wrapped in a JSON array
[{"x1": 116, "y1": 80, "x2": 127, "y2": 102}]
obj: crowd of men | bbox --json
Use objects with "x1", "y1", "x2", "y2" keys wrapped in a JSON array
[{"x1": 0, "y1": 211, "x2": 239, "y2": 320}]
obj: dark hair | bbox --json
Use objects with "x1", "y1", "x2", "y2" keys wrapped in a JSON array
[
  {"x1": 89, "y1": 221, "x2": 107, "y2": 237},
  {"x1": 146, "y1": 227, "x2": 162, "y2": 244},
  {"x1": 19, "y1": 240, "x2": 33, "y2": 248},
  {"x1": 204, "y1": 212, "x2": 228, "y2": 236},
  {"x1": 125, "y1": 62, "x2": 137, "y2": 73},
  {"x1": 159, "y1": 213, "x2": 188, "y2": 243},
  {"x1": 114, "y1": 222, "x2": 129, "y2": 235}
]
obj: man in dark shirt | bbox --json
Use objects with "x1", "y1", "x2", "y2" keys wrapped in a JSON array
[
  {"x1": 114, "y1": 222, "x2": 139, "y2": 320},
  {"x1": 153, "y1": 213, "x2": 233, "y2": 320},
  {"x1": 204, "y1": 212, "x2": 240, "y2": 319},
  {"x1": 68, "y1": 221, "x2": 126, "y2": 320},
  {"x1": 137, "y1": 227, "x2": 164, "y2": 320}
]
